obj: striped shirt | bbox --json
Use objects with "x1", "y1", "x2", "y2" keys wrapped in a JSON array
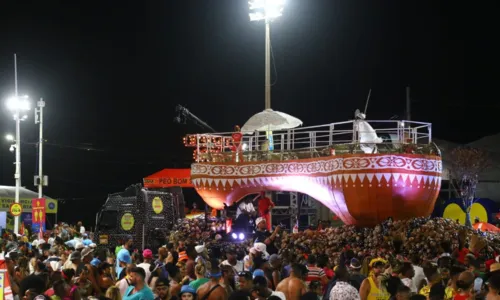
[{"x1": 305, "y1": 265, "x2": 325, "y2": 286}]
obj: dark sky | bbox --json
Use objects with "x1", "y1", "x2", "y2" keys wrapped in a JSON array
[{"x1": 0, "y1": 1, "x2": 493, "y2": 225}]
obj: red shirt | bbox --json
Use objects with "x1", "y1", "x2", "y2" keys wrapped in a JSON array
[
  {"x1": 258, "y1": 197, "x2": 273, "y2": 215},
  {"x1": 457, "y1": 248, "x2": 470, "y2": 264}
]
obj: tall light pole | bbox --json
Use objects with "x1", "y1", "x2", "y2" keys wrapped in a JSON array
[
  {"x1": 35, "y1": 98, "x2": 46, "y2": 198},
  {"x1": 5, "y1": 54, "x2": 31, "y2": 234},
  {"x1": 249, "y1": 0, "x2": 285, "y2": 109}
]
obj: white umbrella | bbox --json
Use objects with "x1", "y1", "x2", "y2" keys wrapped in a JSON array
[{"x1": 241, "y1": 109, "x2": 302, "y2": 134}]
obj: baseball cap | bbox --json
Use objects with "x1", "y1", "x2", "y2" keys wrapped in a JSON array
[
  {"x1": 81, "y1": 247, "x2": 94, "y2": 259},
  {"x1": 350, "y1": 258, "x2": 362, "y2": 269},
  {"x1": 143, "y1": 249, "x2": 153, "y2": 259}
]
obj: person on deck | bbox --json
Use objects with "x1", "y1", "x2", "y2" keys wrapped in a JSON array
[
  {"x1": 235, "y1": 198, "x2": 257, "y2": 233},
  {"x1": 231, "y1": 125, "x2": 243, "y2": 162}
]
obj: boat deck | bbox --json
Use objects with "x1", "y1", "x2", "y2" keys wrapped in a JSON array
[{"x1": 183, "y1": 119, "x2": 438, "y2": 163}]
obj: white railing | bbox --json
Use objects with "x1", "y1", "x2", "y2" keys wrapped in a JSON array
[{"x1": 183, "y1": 120, "x2": 434, "y2": 163}]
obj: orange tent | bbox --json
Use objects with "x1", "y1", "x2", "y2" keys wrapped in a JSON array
[
  {"x1": 473, "y1": 222, "x2": 500, "y2": 233},
  {"x1": 143, "y1": 169, "x2": 193, "y2": 188}
]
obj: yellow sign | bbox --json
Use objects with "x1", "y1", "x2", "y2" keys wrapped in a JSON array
[
  {"x1": 99, "y1": 235, "x2": 109, "y2": 245},
  {"x1": 152, "y1": 197, "x2": 164, "y2": 214},
  {"x1": 0, "y1": 198, "x2": 57, "y2": 213},
  {"x1": 9, "y1": 203, "x2": 22, "y2": 217},
  {"x1": 120, "y1": 213, "x2": 135, "y2": 231}
]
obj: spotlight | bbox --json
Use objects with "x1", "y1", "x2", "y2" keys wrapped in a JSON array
[
  {"x1": 231, "y1": 233, "x2": 237, "y2": 239},
  {"x1": 238, "y1": 233, "x2": 245, "y2": 240}
]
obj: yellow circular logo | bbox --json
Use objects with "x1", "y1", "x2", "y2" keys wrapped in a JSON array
[
  {"x1": 10, "y1": 203, "x2": 22, "y2": 217},
  {"x1": 152, "y1": 197, "x2": 164, "y2": 214},
  {"x1": 120, "y1": 213, "x2": 135, "y2": 231}
]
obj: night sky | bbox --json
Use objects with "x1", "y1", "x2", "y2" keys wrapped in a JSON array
[{"x1": 0, "y1": 1, "x2": 493, "y2": 226}]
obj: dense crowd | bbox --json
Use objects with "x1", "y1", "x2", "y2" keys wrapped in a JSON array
[{"x1": 3, "y1": 217, "x2": 500, "y2": 300}]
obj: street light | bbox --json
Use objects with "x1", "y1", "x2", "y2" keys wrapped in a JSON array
[
  {"x1": 5, "y1": 134, "x2": 14, "y2": 141},
  {"x1": 5, "y1": 95, "x2": 30, "y2": 234},
  {"x1": 249, "y1": 0, "x2": 285, "y2": 21},
  {"x1": 249, "y1": 0, "x2": 285, "y2": 110},
  {"x1": 5, "y1": 53, "x2": 31, "y2": 234}
]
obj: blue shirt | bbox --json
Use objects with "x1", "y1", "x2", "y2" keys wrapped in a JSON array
[{"x1": 123, "y1": 286, "x2": 154, "y2": 300}]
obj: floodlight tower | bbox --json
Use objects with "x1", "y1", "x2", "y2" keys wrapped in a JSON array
[
  {"x1": 5, "y1": 54, "x2": 31, "y2": 234},
  {"x1": 248, "y1": 0, "x2": 285, "y2": 109}
]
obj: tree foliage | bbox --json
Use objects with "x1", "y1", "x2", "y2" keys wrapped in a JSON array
[
  {"x1": 449, "y1": 147, "x2": 490, "y2": 226},
  {"x1": 450, "y1": 147, "x2": 490, "y2": 182}
]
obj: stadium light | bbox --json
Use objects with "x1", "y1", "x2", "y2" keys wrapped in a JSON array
[
  {"x1": 248, "y1": 0, "x2": 285, "y2": 110},
  {"x1": 248, "y1": 0, "x2": 285, "y2": 21}
]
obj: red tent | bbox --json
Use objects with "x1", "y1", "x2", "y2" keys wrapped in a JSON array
[
  {"x1": 143, "y1": 169, "x2": 193, "y2": 188},
  {"x1": 0, "y1": 259, "x2": 14, "y2": 300}
]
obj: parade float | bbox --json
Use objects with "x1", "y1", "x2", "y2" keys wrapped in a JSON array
[{"x1": 183, "y1": 109, "x2": 442, "y2": 227}]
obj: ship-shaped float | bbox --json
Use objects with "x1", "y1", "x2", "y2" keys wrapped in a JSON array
[{"x1": 183, "y1": 112, "x2": 442, "y2": 226}]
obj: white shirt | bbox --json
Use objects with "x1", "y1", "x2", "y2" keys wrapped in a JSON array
[
  {"x1": 137, "y1": 262, "x2": 152, "y2": 285},
  {"x1": 80, "y1": 226, "x2": 86, "y2": 234},
  {"x1": 116, "y1": 277, "x2": 131, "y2": 297},
  {"x1": 412, "y1": 265, "x2": 425, "y2": 292},
  {"x1": 401, "y1": 277, "x2": 416, "y2": 293},
  {"x1": 221, "y1": 259, "x2": 245, "y2": 273},
  {"x1": 329, "y1": 281, "x2": 360, "y2": 300},
  {"x1": 236, "y1": 202, "x2": 255, "y2": 218}
]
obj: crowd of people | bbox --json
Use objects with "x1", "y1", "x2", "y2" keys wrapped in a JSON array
[{"x1": 3, "y1": 215, "x2": 500, "y2": 300}]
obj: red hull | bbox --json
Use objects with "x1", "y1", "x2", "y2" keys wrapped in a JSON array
[{"x1": 191, "y1": 154, "x2": 442, "y2": 226}]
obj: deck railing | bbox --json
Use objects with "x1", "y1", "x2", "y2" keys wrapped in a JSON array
[{"x1": 183, "y1": 120, "x2": 437, "y2": 163}]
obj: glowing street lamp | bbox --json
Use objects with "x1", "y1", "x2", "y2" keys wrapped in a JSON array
[
  {"x1": 5, "y1": 54, "x2": 31, "y2": 234},
  {"x1": 5, "y1": 134, "x2": 14, "y2": 142},
  {"x1": 248, "y1": 0, "x2": 285, "y2": 110}
]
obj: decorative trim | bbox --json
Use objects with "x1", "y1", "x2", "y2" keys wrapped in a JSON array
[
  {"x1": 192, "y1": 173, "x2": 442, "y2": 190},
  {"x1": 192, "y1": 155, "x2": 442, "y2": 177}
]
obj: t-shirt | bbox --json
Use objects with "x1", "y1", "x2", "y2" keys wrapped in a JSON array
[
  {"x1": 258, "y1": 197, "x2": 273, "y2": 215},
  {"x1": 123, "y1": 285, "x2": 155, "y2": 300},
  {"x1": 236, "y1": 202, "x2": 255, "y2": 218},
  {"x1": 221, "y1": 260, "x2": 245, "y2": 273},
  {"x1": 457, "y1": 248, "x2": 470, "y2": 264},
  {"x1": 305, "y1": 265, "x2": 326, "y2": 286},
  {"x1": 189, "y1": 278, "x2": 210, "y2": 291},
  {"x1": 137, "y1": 263, "x2": 152, "y2": 284},
  {"x1": 117, "y1": 278, "x2": 132, "y2": 297},
  {"x1": 254, "y1": 231, "x2": 278, "y2": 255}
]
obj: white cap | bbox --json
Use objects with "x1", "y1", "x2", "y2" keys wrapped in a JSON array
[
  {"x1": 255, "y1": 217, "x2": 266, "y2": 226},
  {"x1": 195, "y1": 244, "x2": 205, "y2": 253},
  {"x1": 75, "y1": 242, "x2": 84, "y2": 250},
  {"x1": 251, "y1": 242, "x2": 269, "y2": 260}
]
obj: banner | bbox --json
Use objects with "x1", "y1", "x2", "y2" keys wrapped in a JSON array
[
  {"x1": 0, "y1": 198, "x2": 57, "y2": 213},
  {"x1": 143, "y1": 169, "x2": 193, "y2": 188},
  {"x1": 32, "y1": 198, "x2": 46, "y2": 232}
]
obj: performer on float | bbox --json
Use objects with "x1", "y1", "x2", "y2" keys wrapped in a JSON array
[
  {"x1": 255, "y1": 191, "x2": 275, "y2": 231},
  {"x1": 235, "y1": 197, "x2": 257, "y2": 232},
  {"x1": 231, "y1": 125, "x2": 243, "y2": 162}
]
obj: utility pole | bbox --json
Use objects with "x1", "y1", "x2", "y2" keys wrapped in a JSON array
[
  {"x1": 14, "y1": 54, "x2": 21, "y2": 235},
  {"x1": 265, "y1": 20, "x2": 271, "y2": 109},
  {"x1": 406, "y1": 86, "x2": 411, "y2": 121},
  {"x1": 35, "y1": 98, "x2": 47, "y2": 198}
]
